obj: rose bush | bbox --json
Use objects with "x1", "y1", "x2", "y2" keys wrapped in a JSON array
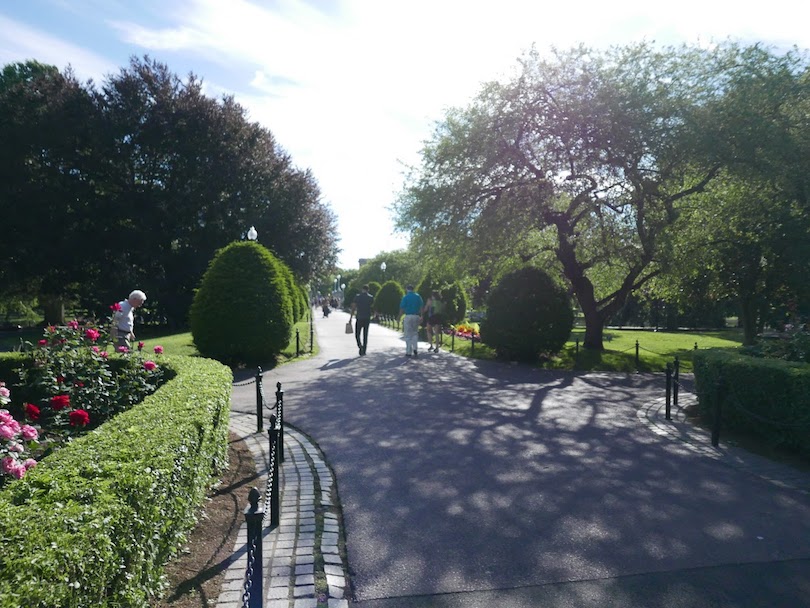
[{"x1": 0, "y1": 383, "x2": 39, "y2": 482}]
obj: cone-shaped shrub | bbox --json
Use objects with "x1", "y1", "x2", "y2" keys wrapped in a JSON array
[
  {"x1": 190, "y1": 241, "x2": 293, "y2": 365},
  {"x1": 374, "y1": 280, "x2": 405, "y2": 317},
  {"x1": 480, "y1": 267, "x2": 573, "y2": 361}
]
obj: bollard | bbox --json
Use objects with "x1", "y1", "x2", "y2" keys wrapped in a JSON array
[
  {"x1": 673, "y1": 356, "x2": 680, "y2": 409},
  {"x1": 255, "y1": 366, "x2": 263, "y2": 433},
  {"x1": 275, "y1": 382, "x2": 284, "y2": 463},
  {"x1": 665, "y1": 363, "x2": 672, "y2": 420},
  {"x1": 310, "y1": 310, "x2": 314, "y2": 353},
  {"x1": 243, "y1": 487, "x2": 264, "y2": 608},
  {"x1": 268, "y1": 424, "x2": 280, "y2": 527},
  {"x1": 471, "y1": 332, "x2": 475, "y2": 355},
  {"x1": 711, "y1": 376, "x2": 723, "y2": 447},
  {"x1": 635, "y1": 340, "x2": 640, "y2": 370},
  {"x1": 575, "y1": 338, "x2": 579, "y2": 358},
  {"x1": 296, "y1": 328, "x2": 300, "y2": 356},
  {"x1": 451, "y1": 329, "x2": 455, "y2": 352}
]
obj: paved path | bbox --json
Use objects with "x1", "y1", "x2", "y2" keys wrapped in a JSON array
[{"x1": 226, "y1": 310, "x2": 810, "y2": 607}]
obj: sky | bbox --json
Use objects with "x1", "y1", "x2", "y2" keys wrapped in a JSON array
[{"x1": 1, "y1": 0, "x2": 809, "y2": 270}]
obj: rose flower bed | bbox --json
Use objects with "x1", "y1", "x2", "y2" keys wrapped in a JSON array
[{"x1": 0, "y1": 320, "x2": 232, "y2": 607}]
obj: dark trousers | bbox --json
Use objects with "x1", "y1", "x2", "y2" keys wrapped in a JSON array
[{"x1": 355, "y1": 317, "x2": 370, "y2": 351}]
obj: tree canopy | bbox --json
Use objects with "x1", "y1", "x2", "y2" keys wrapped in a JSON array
[
  {"x1": 395, "y1": 42, "x2": 810, "y2": 349},
  {"x1": 0, "y1": 57, "x2": 338, "y2": 324}
]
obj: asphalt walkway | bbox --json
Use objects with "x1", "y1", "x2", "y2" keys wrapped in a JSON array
[{"x1": 222, "y1": 310, "x2": 810, "y2": 607}]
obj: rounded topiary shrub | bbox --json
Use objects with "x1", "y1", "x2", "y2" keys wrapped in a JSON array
[
  {"x1": 441, "y1": 281, "x2": 468, "y2": 325},
  {"x1": 367, "y1": 281, "x2": 382, "y2": 296},
  {"x1": 190, "y1": 241, "x2": 293, "y2": 365},
  {"x1": 480, "y1": 267, "x2": 573, "y2": 362},
  {"x1": 374, "y1": 280, "x2": 405, "y2": 317}
]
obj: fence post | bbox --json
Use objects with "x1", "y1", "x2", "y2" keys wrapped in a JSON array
[
  {"x1": 694, "y1": 342, "x2": 698, "y2": 350},
  {"x1": 255, "y1": 366, "x2": 264, "y2": 433},
  {"x1": 711, "y1": 375, "x2": 724, "y2": 447},
  {"x1": 275, "y1": 382, "x2": 284, "y2": 463},
  {"x1": 451, "y1": 328, "x2": 455, "y2": 352},
  {"x1": 310, "y1": 310, "x2": 314, "y2": 353},
  {"x1": 635, "y1": 340, "x2": 640, "y2": 370},
  {"x1": 243, "y1": 487, "x2": 264, "y2": 608},
  {"x1": 575, "y1": 338, "x2": 579, "y2": 358},
  {"x1": 268, "y1": 425, "x2": 280, "y2": 528},
  {"x1": 673, "y1": 356, "x2": 680, "y2": 409},
  {"x1": 471, "y1": 332, "x2": 475, "y2": 355},
  {"x1": 295, "y1": 328, "x2": 300, "y2": 357},
  {"x1": 665, "y1": 362, "x2": 672, "y2": 420}
]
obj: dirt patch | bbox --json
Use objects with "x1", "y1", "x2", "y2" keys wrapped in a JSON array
[{"x1": 151, "y1": 432, "x2": 260, "y2": 608}]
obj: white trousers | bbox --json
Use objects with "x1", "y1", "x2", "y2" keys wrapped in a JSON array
[{"x1": 403, "y1": 314, "x2": 421, "y2": 354}]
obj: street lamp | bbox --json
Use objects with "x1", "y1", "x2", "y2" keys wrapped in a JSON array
[
  {"x1": 380, "y1": 261, "x2": 386, "y2": 279},
  {"x1": 247, "y1": 226, "x2": 258, "y2": 241}
]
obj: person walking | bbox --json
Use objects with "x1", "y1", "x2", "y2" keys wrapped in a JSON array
[
  {"x1": 400, "y1": 285, "x2": 424, "y2": 358},
  {"x1": 351, "y1": 284, "x2": 374, "y2": 356},
  {"x1": 112, "y1": 289, "x2": 146, "y2": 350},
  {"x1": 424, "y1": 290, "x2": 445, "y2": 352}
]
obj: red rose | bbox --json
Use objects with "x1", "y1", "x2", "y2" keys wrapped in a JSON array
[
  {"x1": 24, "y1": 403, "x2": 40, "y2": 421},
  {"x1": 50, "y1": 394, "x2": 70, "y2": 411},
  {"x1": 69, "y1": 409, "x2": 90, "y2": 427},
  {"x1": 110, "y1": 302, "x2": 122, "y2": 312}
]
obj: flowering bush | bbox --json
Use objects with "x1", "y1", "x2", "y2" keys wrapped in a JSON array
[
  {"x1": 6, "y1": 314, "x2": 166, "y2": 484},
  {"x1": 447, "y1": 323, "x2": 480, "y2": 340},
  {"x1": 0, "y1": 383, "x2": 39, "y2": 481}
]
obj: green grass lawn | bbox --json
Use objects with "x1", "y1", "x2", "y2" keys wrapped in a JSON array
[{"x1": 442, "y1": 327, "x2": 743, "y2": 372}]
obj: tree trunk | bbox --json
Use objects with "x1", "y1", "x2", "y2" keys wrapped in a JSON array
[
  {"x1": 582, "y1": 306, "x2": 604, "y2": 350},
  {"x1": 40, "y1": 294, "x2": 65, "y2": 326},
  {"x1": 739, "y1": 297, "x2": 758, "y2": 346}
]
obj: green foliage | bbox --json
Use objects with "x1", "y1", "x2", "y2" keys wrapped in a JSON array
[
  {"x1": 350, "y1": 250, "x2": 424, "y2": 294},
  {"x1": 442, "y1": 281, "x2": 468, "y2": 325},
  {"x1": 693, "y1": 349, "x2": 810, "y2": 455},
  {"x1": 190, "y1": 241, "x2": 293, "y2": 365},
  {"x1": 0, "y1": 354, "x2": 232, "y2": 607},
  {"x1": 367, "y1": 281, "x2": 381, "y2": 296},
  {"x1": 374, "y1": 281, "x2": 405, "y2": 317},
  {"x1": 481, "y1": 267, "x2": 573, "y2": 361}
]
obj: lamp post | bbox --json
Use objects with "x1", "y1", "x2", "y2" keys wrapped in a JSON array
[
  {"x1": 380, "y1": 261, "x2": 386, "y2": 280},
  {"x1": 247, "y1": 226, "x2": 258, "y2": 241}
]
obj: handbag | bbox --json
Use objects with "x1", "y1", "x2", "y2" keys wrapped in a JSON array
[{"x1": 345, "y1": 320, "x2": 353, "y2": 334}]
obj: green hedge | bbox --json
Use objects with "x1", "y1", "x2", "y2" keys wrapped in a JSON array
[
  {"x1": 0, "y1": 354, "x2": 232, "y2": 607},
  {"x1": 693, "y1": 349, "x2": 810, "y2": 455}
]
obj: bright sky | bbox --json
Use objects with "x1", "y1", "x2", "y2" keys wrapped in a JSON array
[{"x1": 1, "y1": 0, "x2": 808, "y2": 269}]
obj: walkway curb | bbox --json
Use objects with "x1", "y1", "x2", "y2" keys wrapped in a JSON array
[{"x1": 216, "y1": 410, "x2": 350, "y2": 608}]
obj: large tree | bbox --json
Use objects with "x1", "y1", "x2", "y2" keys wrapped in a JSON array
[{"x1": 395, "y1": 42, "x2": 788, "y2": 350}]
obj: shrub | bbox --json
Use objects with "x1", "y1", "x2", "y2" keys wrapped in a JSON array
[
  {"x1": 367, "y1": 281, "x2": 381, "y2": 296},
  {"x1": 0, "y1": 354, "x2": 232, "y2": 607},
  {"x1": 480, "y1": 267, "x2": 573, "y2": 361},
  {"x1": 190, "y1": 241, "x2": 293, "y2": 365},
  {"x1": 374, "y1": 281, "x2": 405, "y2": 317},
  {"x1": 441, "y1": 281, "x2": 468, "y2": 325},
  {"x1": 693, "y1": 348, "x2": 810, "y2": 455}
]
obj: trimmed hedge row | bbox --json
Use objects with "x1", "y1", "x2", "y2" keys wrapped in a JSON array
[
  {"x1": 0, "y1": 354, "x2": 232, "y2": 607},
  {"x1": 693, "y1": 349, "x2": 810, "y2": 455}
]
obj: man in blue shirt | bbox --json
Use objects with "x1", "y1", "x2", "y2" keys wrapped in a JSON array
[
  {"x1": 399, "y1": 285, "x2": 424, "y2": 357},
  {"x1": 351, "y1": 284, "x2": 374, "y2": 356}
]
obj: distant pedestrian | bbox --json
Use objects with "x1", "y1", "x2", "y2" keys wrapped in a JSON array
[
  {"x1": 351, "y1": 284, "x2": 374, "y2": 356},
  {"x1": 113, "y1": 290, "x2": 146, "y2": 350},
  {"x1": 424, "y1": 290, "x2": 444, "y2": 352},
  {"x1": 400, "y1": 285, "x2": 424, "y2": 357}
]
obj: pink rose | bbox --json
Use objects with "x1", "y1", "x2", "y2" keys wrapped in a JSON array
[
  {"x1": 23, "y1": 458, "x2": 37, "y2": 470},
  {"x1": 10, "y1": 464, "x2": 25, "y2": 479},
  {"x1": 85, "y1": 328, "x2": 100, "y2": 342},
  {"x1": 110, "y1": 302, "x2": 122, "y2": 312},
  {"x1": 143, "y1": 360, "x2": 157, "y2": 371},
  {"x1": 1, "y1": 457, "x2": 15, "y2": 474},
  {"x1": 138, "y1": 341, "x2": 145, "y2": 351},
  {"x1": 153, "y1": 345, "x2": 164, "y2": 354},
  {"x1": 38, "y1": 339, "x2": 47, "y2": 346},
  {"x1": 117, "y1": 346, "x2": 129, "y2": 354},
  {"x1": 91, "y1": 346, "x2": 99, "y2": 353},
  {"x1": 100, "y1": 351, "x2": 109, "y2": 359},
  {"x1": 20, "y1": 425, "x2": 38, "y2": 441},
  {"x1": 0, "y1": 386, "x2": 9, "y2": 400},
  {"x1": 0, "y1": 425, "x2": 16, "y2": 441},
  {"x1": 7, "y1": 442, "x2": 23, "y2": 453},
  {"x1": 0, "y1": 410, "x2": 12, "y2": 425},
  {"x1": 67, "y1": 320, "x2": 79, "y2": 330}
]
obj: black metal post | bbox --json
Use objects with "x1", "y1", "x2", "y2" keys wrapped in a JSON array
[
  {"x1": 575, "y1": 338, "x2": 579, "y2": 358},
  {"x1": 275, "y1": 382, "x2": 284, "y2": 463},
  {"x1": 451, "y1": 329, "x2": 455, "y2": 352},
  {"x1": 694, "y1": 342, "x2": 698, "y2": 350},
  {"x1": 255, "y1": 366, "x2": 263, "y2": 433},
  {"x1": 471, "y1": 332, "x2": 475, "y2": 355},
  {"x1": 295, "y1": 328, "x2": 300, "y2": 356},
  {"x1": 243, "y1": 487, "x2": 263, "y2": 608},
  {"x1": 673, "y1": 356, "x2": 680, "y2": 409},
  {"x1": 635, "y1": 340, "x2": 640, "y2": 370},
  {"x1": 711, "y1": 375, "x2": 723, "y2": 447},
  {"x1": 310, "y1": 310, "x2": 314, "y2": 353},
  {"x1": 268, "y1": 426, "x2": 280, "y2": 527},
  {"x1": 665, "y1": 362, "x2": 672, "y2": 420}
]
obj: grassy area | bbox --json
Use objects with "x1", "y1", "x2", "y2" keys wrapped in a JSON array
[{"x1": 441, "y1": 327, "x2": 743, "y2": 372}]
